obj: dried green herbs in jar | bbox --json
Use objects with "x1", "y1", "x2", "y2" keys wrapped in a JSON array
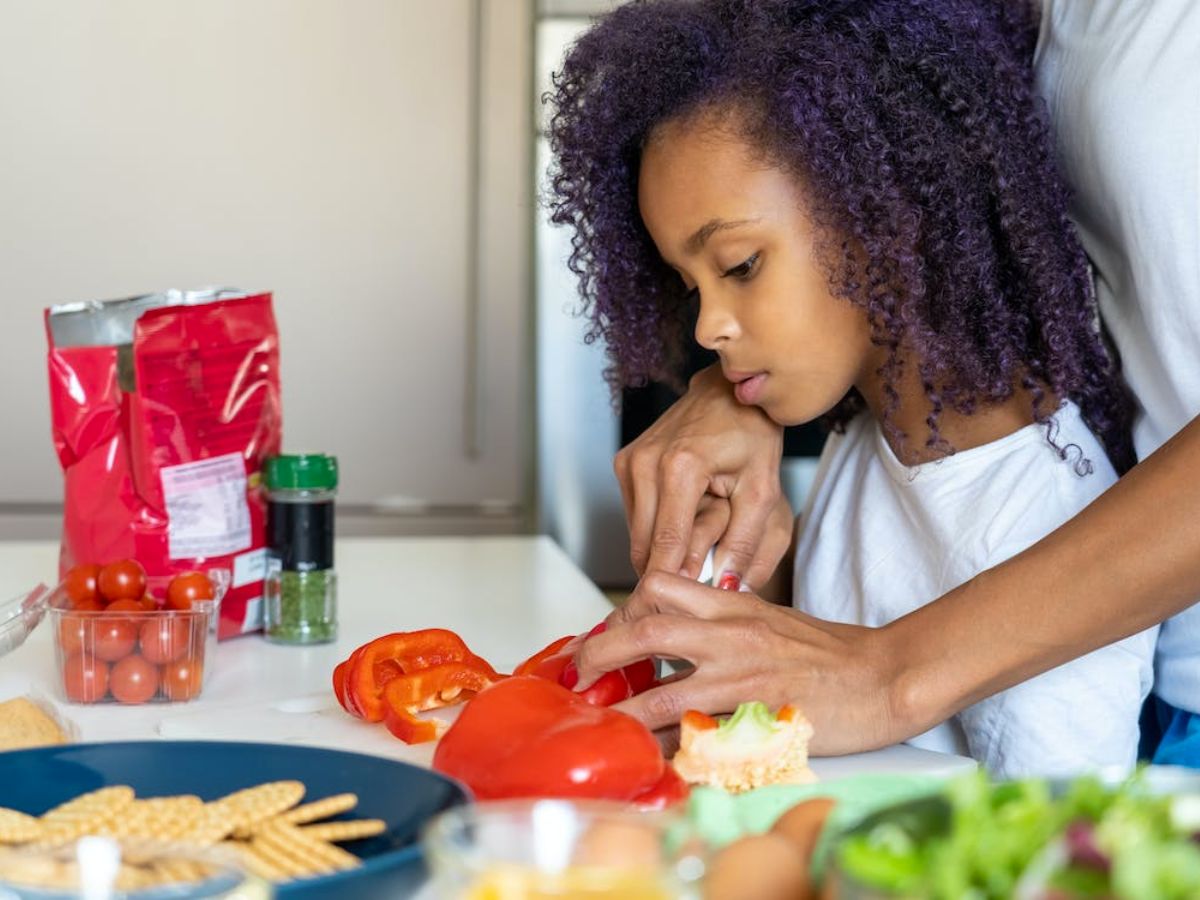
[{"x1": 263, "y1": 454, "x2": 338, "y2": 645}]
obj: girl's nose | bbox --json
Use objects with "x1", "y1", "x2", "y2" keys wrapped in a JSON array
[{"x1": 693, "y1": 291, "x2": 739, "y2": 350}]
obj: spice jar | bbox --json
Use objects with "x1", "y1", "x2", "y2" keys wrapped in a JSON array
[{"x1": 263, "y1": 454, "x2": 338, "y2": 644}]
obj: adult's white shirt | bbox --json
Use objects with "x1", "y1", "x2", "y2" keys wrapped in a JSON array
[{"x1": 1035, "y1": 0, "x2": 1200, "y2": 714}]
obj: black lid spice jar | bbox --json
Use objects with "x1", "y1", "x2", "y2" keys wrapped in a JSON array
[{"x1": 263, "y1": 454, "x2": 338, "y2": 644}]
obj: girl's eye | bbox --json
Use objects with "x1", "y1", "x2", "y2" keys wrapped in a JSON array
[{"x1": 721, "y1": 253, "x2": 760, "y2": 280}]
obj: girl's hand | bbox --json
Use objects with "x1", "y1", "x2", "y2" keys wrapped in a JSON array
[
  {"x1": 574, "y1": 572, "x2": 904, "y2": 755},
  {"x1": 614, "y1": 364, "x2": 788, "y2": 588}
]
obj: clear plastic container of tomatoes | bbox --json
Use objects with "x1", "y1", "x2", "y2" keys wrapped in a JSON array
[{"x1": 40, "y1": 561, "x2": 230, "y2": 705}]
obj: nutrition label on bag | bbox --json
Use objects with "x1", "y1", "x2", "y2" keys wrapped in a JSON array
[{"x1": 161, "y1": 453, "x2": 253, "y2": 559}]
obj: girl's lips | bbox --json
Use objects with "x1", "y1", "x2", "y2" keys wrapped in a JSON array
[{"x1": 733, "y1": 372, "x2": 767, "y2": 405}]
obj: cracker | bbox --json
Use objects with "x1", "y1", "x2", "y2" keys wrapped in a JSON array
[
  {"x1": 277, "y1": 793, "x2": 358, "y2": 826},
  {"x1": 231, "y1": 840, "x2": 288, "y2": 881},
  {"x1": 241, "y1": 835, "x2": 325, "y2": 880},
  {"x1": 210, "y1": 781, "x2": 304, "y2": 836},
  {"x1": 110, "y1": 796, "x2": 205, "y2": 841},
  {"x1": 34, "y1": 786, "x2": 134, "y2": 847},
  {"x1": 182, "y1": 804, "x2": 237, "y2": 846},
  {"x1": 258, "y1": 821, "x2": 359, "y2": 873},
  {"x1": 0, "y1": 698, "x2": 69, "y2": 752},
  {"x1": 300, "y1": 819, "x2": 386, "y2": 843},
  {"x1": 0, "y1": 808, "x2": 41, "y2": 844}
]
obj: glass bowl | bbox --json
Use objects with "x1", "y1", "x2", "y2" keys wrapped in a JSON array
[
  {"x1": 0, "y1": 836, "x2": 270, "y2": 899},
  {"x1": 422, "y1": 799, "x2": 706, "y2": 899}
]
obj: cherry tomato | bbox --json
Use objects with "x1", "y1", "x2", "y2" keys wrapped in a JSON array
[
  {"x1": 105, "y1": 598, "x2": 144, "y2": 615},
  {"x1": 92, "y1": 614, "x2": 138, "y2": 662},
  {"x1": 110, "y1": 654, "x2": 159, "y2": 704},
  {"x1": 63, "y1": 653, "x2": 109, "y2": 703},
  {"x1": 161, "y1": 658, "x2": 204, "y2": 701},
  {"x1": 165, "y1": 572, "x2": 214, "y2": 611},
  {"x1": 64, "y1": 564, "x2": 101, "y2": 607},
  {"x1": 71, "y1": 597, "x2": 104, "y2": 613},
  {"x1": 139, "y1": 617, "x2": 191, "y2": 665},
  {"x1": 58, "y1": 615, "x2": 93, "y2": 657},
  {"x1": 98, "y1": 559, "x2": 146, "y2": 603},
  {"x1": 136, "y1": 595, "x2": 159, "y2": 611}
]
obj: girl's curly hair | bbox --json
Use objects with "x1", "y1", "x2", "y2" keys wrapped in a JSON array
[{"x1": 545, "y1": 0, "x2": 1133, "y2": 470}]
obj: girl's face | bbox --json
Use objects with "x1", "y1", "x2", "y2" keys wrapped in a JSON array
[{"x1": 638, "y1": 115, "x2": 878, "y2": 426}]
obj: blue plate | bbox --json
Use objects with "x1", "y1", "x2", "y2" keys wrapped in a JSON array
[{"x1": 0, "y1": 740, "x2": 468, "y2": 899}]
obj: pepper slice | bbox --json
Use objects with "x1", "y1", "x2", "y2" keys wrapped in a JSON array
[
  {"x1": 631, "y1": 766, "x2": 690, "y2": 810},
  {"x1": 513, "y1": 635, "x2": 574, "y2": 677},
  {"x1": 345, "y1": 629, "x2": 499, "y2": 723},
  {"x1": 433, "y1": 676, "x2": 666, "y2": 802},
  {"x1": 380, "y1": 662, "x2": 502, "y2": 744},
  {"x1": 518, "y1": 629, "x2": 657, "y2": 708}
]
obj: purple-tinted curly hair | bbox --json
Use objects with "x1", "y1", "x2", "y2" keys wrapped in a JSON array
[{"x1": 546, "y1": 0, "x2": 1133, "y2": 470}]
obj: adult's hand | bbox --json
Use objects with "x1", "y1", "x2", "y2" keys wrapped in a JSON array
[
  {"x1": 575, "y1": 572, "x2": 902, "y2": 755},
  {"x1": 584, "y1": 414, "x2": 1200, "y2": 755},
  {"x1": 614, "y1": 363, "x2": 788, "y2": 588}
]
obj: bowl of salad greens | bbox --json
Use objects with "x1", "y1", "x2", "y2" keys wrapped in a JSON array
[{"x1": 829, "y1": 767, "x2": 1200, "y2": 899}]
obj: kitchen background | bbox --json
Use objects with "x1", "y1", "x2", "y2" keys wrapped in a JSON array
[{"x1": 0, "y1": 0, "x2": 819, "y2": 587}]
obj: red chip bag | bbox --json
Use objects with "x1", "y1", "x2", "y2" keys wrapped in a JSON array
[{"x1": 45, "y1": 289, "x2": 282, "y2": 638}]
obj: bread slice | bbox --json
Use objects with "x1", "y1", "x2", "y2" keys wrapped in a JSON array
[{"x1": 672, "y1": 702, "x2": 816, "y2": 794}]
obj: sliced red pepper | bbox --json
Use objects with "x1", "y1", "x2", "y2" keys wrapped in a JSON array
[
  {"x1": 622, "y1": 657, "x2": 658, "y2": 696},
  {"x1": 434, "y1": 676, "x2": 665, "y2": 801},
  {"x1": 520, "y1": 630, "x2": 657, "y2": 707},
  {"x1": 513, "y1": 635, "x2": 574, "y2": 677},
  {"x1": 631, "y1": 766, "x2": 690, "y2": 810},
  {"x1": 383, "y1": 662, "x2": 501, "y2": 713},
  {"x1": 332, "y1": 659, "x2": 350, "y2": 712},
  {"x1": 379, "y1": 662, "x2": 501, "y2": 744},
  {"x1": 383, "y1": 705, "x2": 442, "y2": 744},
  {"x1": 347, "y1": 629, "x2": 482, "y2": 723},
  {"x1": 338, "y1": 644, "x2": 369, "y2": 718},
  {"x1": 577, "y1": 669, "x2": 635, "y2": 707}
]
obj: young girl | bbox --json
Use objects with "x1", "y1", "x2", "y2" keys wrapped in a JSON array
[{"x1": 546, "y1": 0, "x2": 1156, "y2": 777}]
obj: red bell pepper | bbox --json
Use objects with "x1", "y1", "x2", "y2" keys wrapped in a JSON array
[
  {"x1": 516, "y1": 624, "x2": 657, "y2": 708},
  {"x1": 512, "y1": 635, "x2": 575, "y2": 677},
  {"x1": 380, "y1": 661, "x2": 501, "y2": 744},
  {"x1": 631, "y1": 766, "x2": 691, "y2": 811},
  {"x1": 344, "y1": 628, "x2": 499, "y2": 723},
  {"x1": 333, "y1": 629, "x2": 502, "y2": 736},
  {"x1": 433, "y1": 676, "x2": 669, "y2": 802}
]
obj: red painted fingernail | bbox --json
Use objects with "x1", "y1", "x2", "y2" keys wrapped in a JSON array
[
  {"x1": 717, "y1": 572, "x2": 742, "y2": 591},
  {"x1": 587, "y1": 622, "x2": 607, "y2": 637},
  {"x1": 560, "y1": 660, "x2": 579, "y2": 689}
]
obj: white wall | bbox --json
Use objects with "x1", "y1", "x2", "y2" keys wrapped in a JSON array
[{"x1": 0, "y1": 1, "x2": 533, "y2": 538}]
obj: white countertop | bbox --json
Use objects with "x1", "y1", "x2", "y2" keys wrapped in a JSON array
[
  {"x1": 0, "y1": 536, "x2": 613, "y2": 767},
  {"x1": 0, "y1": 535, "x2": 973, "y2": 778}
]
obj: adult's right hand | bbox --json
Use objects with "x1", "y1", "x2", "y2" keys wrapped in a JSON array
[{"x1": 613, "y1": 363, "x2": 788, "y2": 589}]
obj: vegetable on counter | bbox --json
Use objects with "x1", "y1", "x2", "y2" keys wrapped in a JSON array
[
  {"x1": 51, "y1": 562, "x2": 217, "y2": 705},
  {"x1": 432, "y1": 675, "x2": 684, "y2": 807},
  {"x1": 672, "y1": 701, "x2": 817, "y2": 794},
  {"x1": 516, "y1": 622, "x2": 657, "y2": 707},
  {"x1": 331, "y1": 628, "x2": 502, "y2": 743},
  {"x1": 836, "y1": 769, "x2": 1200, "y2": 899}
]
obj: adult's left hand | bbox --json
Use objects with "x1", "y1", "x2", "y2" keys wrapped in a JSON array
[{"x1": 573, "y1": 572, "x2": 905, "y2": 756}]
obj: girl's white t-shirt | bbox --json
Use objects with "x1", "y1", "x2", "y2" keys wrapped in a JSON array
[
  {"x1": 793, "y1": 403, "x2": 1157, "y2": 778},
  {"x1": 1035, "y1": 0, "x2": 1200, "y2": 713}
]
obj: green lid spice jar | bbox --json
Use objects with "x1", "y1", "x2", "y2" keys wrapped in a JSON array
[{"x1": 263, "y1": 454, "x2": 338, "y2": 644}]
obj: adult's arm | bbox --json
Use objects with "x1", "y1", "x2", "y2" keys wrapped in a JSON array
[{"x1": 580, "y1": 413, "x2": 1200, "y2": 753}]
